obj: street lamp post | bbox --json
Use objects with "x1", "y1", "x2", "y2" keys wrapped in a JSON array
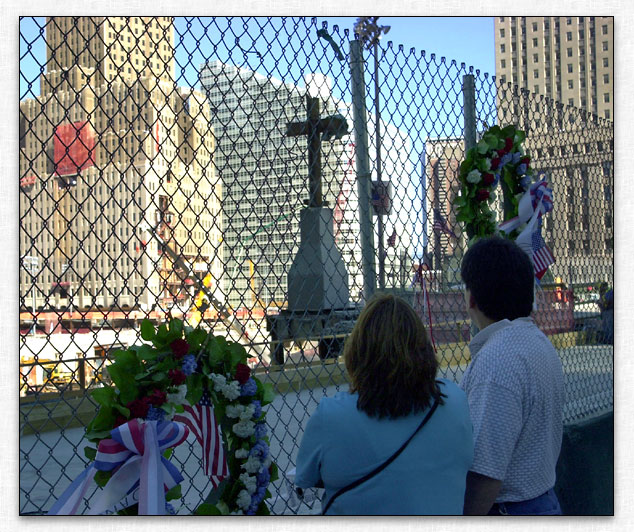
[{"x1": 23, "y1": 256, "x2": 39, "y2": 336}]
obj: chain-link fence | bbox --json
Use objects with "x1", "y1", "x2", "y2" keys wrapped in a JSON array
[{"x1": 19, "y1": 16, "x2": 613, "y2": 515}]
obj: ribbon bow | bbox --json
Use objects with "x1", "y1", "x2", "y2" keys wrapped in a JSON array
[
  {"x1": 48, "y1": 419, "x2": 189, "y2": 515},
  {"x1": 498, "y1": 175, "x2": 553, "y2": 235}
]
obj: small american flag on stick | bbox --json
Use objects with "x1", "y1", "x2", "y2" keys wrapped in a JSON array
[
  {"x1": 173, "y1": 391, "x2": 228, "y2": 489},
  {"x1": 432, "y1": 210, "x2": 458, "y2": 240}
]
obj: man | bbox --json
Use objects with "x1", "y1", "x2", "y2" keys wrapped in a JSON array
[{"x1": 459, "y1": 236, "x2": 565, "y2": 515}]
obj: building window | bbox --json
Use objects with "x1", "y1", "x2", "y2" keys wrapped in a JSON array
[
  {"x1": 566, "y1": 17, "x2": 571, "y2": 25},
  {"x1": 533, "y1": 37, "x2": 538, "y2": 46},
  {"x1": 532, "y1": 22, "x2": 538, "y2": 31},
  {"x1": 545, "y1": 20, "x2": 550, "y2": 30},
  {"x1": 566, "y1": 31, "x2": 572, "y2": 41},
  {"x1": 567, "y1": 63, "x2": 573, "y2": 73},
  {"x1": 501, "y1": 59, "x2": 506, "y2": 68},
  {"x1": 567, "y1": 47, "x2": 573, "y2": 57},
  {"x1": 499, "y1": 16, "x2": 505, "y2": 22},
  {"x1": 500, "y1": 75, "x2": 507, "y2": 84},
  {"x1": 604, "y1": 109, "x2": 610, "y2": 119},
  {"x1": 534, "y1": 85, "x2": 539, "y2": 94},
  {"x1": 603, "y1": 73, "x2": 610, "y2": 83},
  {"x1": 602, "y1": 24, "x2": 608, "y2": 35},
  {"x1": 579, "y1": 30, "x2": 584, "y2": 39},
  {"x1": 604, "y1": 92, "x2": 610, "y2": 103},
  {"x1": 511, "y1": 26, "x2": 516, "y2": 36},
  {"x1": 512, "y1": 42, "x2": 516, "y2": 52},
  {"x1": 568, "y1": 79, "x2": 574, "y2": 89},
  {"x1": 602, "y1": 41, "x2": 609, "y2": 51},
  {"x1": 501, "y1": 43, "x2": 506, "y2": 53},
  {"x1": 603, "y1": 57, "x2": 609, "y2": 67},
  {"x1": 533, "y1": 53, "x2": 539, "y2": 62},
  {"x1": 534, "y1": 69, "x2": 539, "y2": 79},
  {"x1": 568, "y1": 98, "x2": 574, "y2": 106},
  {"x1": 500, "y1": 28, "x2": 505, "y2": 38}
]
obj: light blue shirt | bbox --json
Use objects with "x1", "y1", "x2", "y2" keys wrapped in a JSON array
[
  {"x1": 294, "y1": 379, "x2": 474, "y2": 515},
  {"x1": 459, "y1": 317, "x2": 565, "y2": 502}
]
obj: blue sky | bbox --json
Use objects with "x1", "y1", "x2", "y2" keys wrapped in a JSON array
[{"x1": 20, "y1": 16, "x2": 495, "y2": 100}]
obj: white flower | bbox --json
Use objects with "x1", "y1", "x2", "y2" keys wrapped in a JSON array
[
  {"x1": 235, "y1": 448, "x2": 249, "y2": 459},
  {"x1": 262, "y1": 455, "x2": 272, "y2": 470},
  {"x1": 226, "y1": 404, "x2": 245, "y2": 418},
  {"x1": 233, "y1": 420, "x2": 256, "y2": 438},
  {"x1": 221, "y1": 380, "x2": 241, "y2": 401},
  {"x1": 210, "y1": 373, "x2": 227, "y2": 390},
  {"x1": 466, "y1": 169, "x2": 482, "y2": 184},
  {"x1": 239, "y1": 404, "x2": 255, "y2": 421},
  {"x1": 239, "y1": 472, "x2": 257, "y2": 495},
  {"x1": 236, "y1": 490, "x2": 252, "y2": 510},
  {"x1": 241, "y1": 455, "x2": 262, "y2": 474},
  {"x1": 167, "y1": 384, "x2": 188, "y2": 405}
]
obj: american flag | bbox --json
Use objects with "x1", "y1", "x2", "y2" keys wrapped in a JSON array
[
  {"x1": 432, "y1": 211, "x2": 458, "y2": 240},
  {"x1": 531, "y1": 228, "x2": 555, "y2": 279},
  {"x1": 387, "y1": 229, "x2": 397, "y2": 247},
  {"x1": 173, "y1": 391, "x2": 228, "y2": 488}
]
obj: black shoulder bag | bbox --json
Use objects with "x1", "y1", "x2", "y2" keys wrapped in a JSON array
[{"x1": 321, "y1": 394, "x2": 441, "y2": 515}]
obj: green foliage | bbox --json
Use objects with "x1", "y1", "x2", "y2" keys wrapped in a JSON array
[
  {"x1": 84, "y1": 446, "x2": 97, "y2": 461},
  {"x1": 165, "y1": 483, "x2": 181, "y2": 502},
  {"x1": 94, "y1": 469, "x2": 113, "y2": 488},
  {"x1": 195, "y1": 503, "x2": 223, "y2": 515},
  {"x1": 140, "y1": 319, "x2": 155, "y2": 341}
]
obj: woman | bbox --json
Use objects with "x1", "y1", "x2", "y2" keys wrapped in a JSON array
[{"x1": 294, "y1": 294, "x2": 473, "y2": 515}]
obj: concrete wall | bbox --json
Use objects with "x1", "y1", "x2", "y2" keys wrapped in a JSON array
[{"x1": 555, "y1": 410, "x2": 614, "y2": 515}]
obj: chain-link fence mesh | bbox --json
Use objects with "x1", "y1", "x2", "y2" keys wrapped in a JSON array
[{"x1": 19, "y1": 16, "x2": 613, "y2": 515}]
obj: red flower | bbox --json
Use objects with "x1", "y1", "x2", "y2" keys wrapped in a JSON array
[
  {"x1": 148, "y1": 389, "x2": 167, "y2": 407},
  {"x1": 127, "y1": 397, "x2": 151, "y2": 419},
  {"x1": 235, "y1": 363, "x2": 251, "y2": 385},
  {"x1": 476, "y1": 189, "x2": 490, "y2": 202},
  {"x1": 114, "y1": 415, "x2": 128, "y2": 428},
  {"x1": 520, "y1": 156, "x2": 531, "y2": 165},
  {"x1": 491, "y1": 157, "x2": 501, "y2": 170},
  {"x1": 482, "y1": 173, "x2": 495, "y2": 186},
  {"x1": 170, "y1": 338, "x2": 190, "y2": 360},
  {"x1": 504, "y1": 137, "x2": 514, "y2": 152},
  {"x1": 168, "y1": 368, "x2": 187, "y2": 386}
]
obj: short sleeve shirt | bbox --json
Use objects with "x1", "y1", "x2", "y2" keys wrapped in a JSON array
[
  {"x1": 459, "y1": 318, "x2": 565, "y2": 502},
  {"x1": 294, "y1": 379, "x2": 474, "y2": 515}
]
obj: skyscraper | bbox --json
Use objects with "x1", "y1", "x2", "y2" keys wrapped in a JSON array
[
  {"x1": 495, "y1": 16, "x2": 613, "y2": 120},
  {"x1": 19, "y1": 17, "x2": 223, "y2": 315}
]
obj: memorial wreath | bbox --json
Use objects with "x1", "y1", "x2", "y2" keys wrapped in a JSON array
[{"x1": 49, "y1": 318, "x2": 278, "y2": 515}]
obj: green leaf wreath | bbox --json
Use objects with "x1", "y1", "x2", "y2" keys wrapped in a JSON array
[
  {"x1": 455, "y1": 124, "x2": 534, "y2": 240},
  {"x1": 84, "y1": 318, "x2": 278, "y2": 515}
]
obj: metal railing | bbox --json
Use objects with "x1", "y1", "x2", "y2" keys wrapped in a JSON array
[{"x1": 19, "y1": 16, "x2": 613, "y2": 515}]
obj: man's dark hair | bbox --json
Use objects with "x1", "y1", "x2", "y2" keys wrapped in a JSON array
[{"x1": 461, "y1": 236, "x2": 534, "y2": 321}]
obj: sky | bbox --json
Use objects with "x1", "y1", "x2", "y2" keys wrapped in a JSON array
[{"x1": 19, "y1": 16, "x2": 495, "y2": 100}]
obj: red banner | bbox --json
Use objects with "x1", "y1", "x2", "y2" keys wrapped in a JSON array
[{"x1": 53, "y1": 121, "x2": 95, "y2": 176}]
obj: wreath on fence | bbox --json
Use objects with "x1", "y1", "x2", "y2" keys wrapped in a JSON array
[
  {"x1": 455, "y1": 124, "x2": 556, "y2": 280},
  {"x1": 50, "y1": 318, "x2": 278, "y2": 516},
  {"x1": 455, "y1": 124, "x2": 533, "y2": 240}
]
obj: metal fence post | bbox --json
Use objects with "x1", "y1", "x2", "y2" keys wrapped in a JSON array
[
  {"x1": 350, "y1": 39, "x2": 376, "y2": 301},
  {"x1": 462, "y1": 73, "x2": 478, "y2": 338},
  {"x1": 462, "y1": 74, "x2": 476, "y2": 154}
]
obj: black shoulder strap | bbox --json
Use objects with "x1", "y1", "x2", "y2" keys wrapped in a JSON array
[{"x1": 321, "y1": 395, "x2": 441, "y2": 515}]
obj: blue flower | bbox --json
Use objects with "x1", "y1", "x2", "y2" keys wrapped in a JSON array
[
  {"x1": 512, "y1": 151, "x2": 521, "y2": 164},
  {"x1": 250, "y1": 440, "x2": 269, "y2": 460},
  {"x1": 251, "y1": 400, "x2": 262, "y2": 420},
  {"x1": 254, "y1": 422, "x2": 267, "y2": 439},
  {"x1": 517, "y1": 163, "x2": 528, "y2": 176},
  {"x1": 146, "y1": 405, "x2": 166, "y2": 421},
  {"x1": 240, "y1": 378, "x2": 257, "y2": 397},
  {"x1": 500, "y1": 153, "x2": 513, "y2": 168},
  {"x1": 181, "y1": 354, "x2": 197, "y2": 376},
  {"x1": 256, "y1": 485, "x2": 267, "y2": 499},
  {"x1": 492, "y1": 173, "x2": 500, "y2": 189},
  {"x1": 256, "y1": 466, "x2": 271, "y2": 487},
  {"x1": 520, "y1": 176, "x2": 532, "y2": 191},
  {"x1": 165, "y1": 502, "x2": 177, "y2": 515}
]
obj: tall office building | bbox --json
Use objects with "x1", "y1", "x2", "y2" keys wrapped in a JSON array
[
  {"x1": 199, "y1": 62, "x2": 413, "y2": 306},
  {"x1": 494, "y1": 16, "x2": 614, "y2": 284},
  {"x1": 424, "y1": 138, "x2": 465, "y2": 272},
  {"x1": 495, "y1": 16, "x2": 613, "y2": 120},
  {"x1": 19, "y1": 17, "x2": 223, "y2": 313}
]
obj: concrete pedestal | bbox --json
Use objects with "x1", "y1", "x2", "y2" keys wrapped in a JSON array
[{"x1": 287, "y1": 207, "x2": 350, "y2": 311}]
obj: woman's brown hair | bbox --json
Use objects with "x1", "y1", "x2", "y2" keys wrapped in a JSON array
[{"x1": 344, "y1": 293, "x2": 443, "y2": 418}]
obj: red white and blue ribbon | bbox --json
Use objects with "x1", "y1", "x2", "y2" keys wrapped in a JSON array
[
  {"x1": 48, "y1": 419, "x2": 189, "y2": 515},
  {"x1": 498, "y1": 176, "x2": 554, "y2": 235}
]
